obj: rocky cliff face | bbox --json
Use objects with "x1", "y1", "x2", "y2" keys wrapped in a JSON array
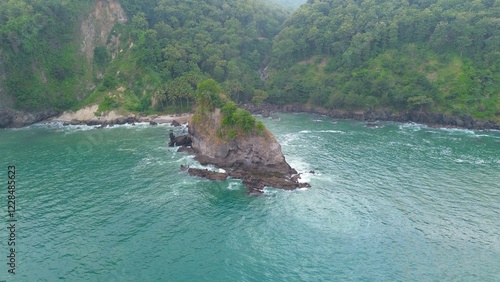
[
  {"x1": 0, "y1": 108, "x2": 58, "y2": 128},
  {"x1": 188, "y1": 109, "x2": 309, "y2": 192},
  {"x1": 80, "y1": 0, "x2": 127, "y2": 61}
]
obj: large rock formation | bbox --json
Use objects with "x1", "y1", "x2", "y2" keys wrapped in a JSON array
[
  {"x1": 187, "y1": 108, "x2": 309, "y2": 193},
  {"x1": 0, "y1": 108, "x2": 58, "y2": 128}
]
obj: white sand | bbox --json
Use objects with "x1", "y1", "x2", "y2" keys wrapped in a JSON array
[
  {"x1": 50, "y1": 105, "x2": 100, "y2": 121},
  {"x1": 49, "y1": 104, "x2": 192, "y2": 124}
]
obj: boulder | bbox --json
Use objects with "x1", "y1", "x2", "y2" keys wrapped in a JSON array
[
  {"x1": 174, "y1": 135, "x2": 192, "y2": 146},
  {"x1": 86, "y1": 119, "x2": 101, "y2": 126},
  {"x1": 168, "y1": 130, "x2": 192, "y2": 147},
  {"x1": 171, "y1": 120, "x2": 181, "y2": 127},
  {"x1": 115, "y1": 117, "x2": 127, "y2": 125}
]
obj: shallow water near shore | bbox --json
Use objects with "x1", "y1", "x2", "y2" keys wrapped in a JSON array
[{"x1": 1, "y1": 113, "x2": 499, "y2": 281}]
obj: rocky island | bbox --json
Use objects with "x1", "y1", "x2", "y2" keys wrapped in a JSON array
[{"x1": 181, "y1": 79, "x2": 309, "y2": 193}]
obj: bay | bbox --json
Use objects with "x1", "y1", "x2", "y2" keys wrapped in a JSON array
[{"x1": 0, "y1": 114, "x2": 499, "y2": 281}]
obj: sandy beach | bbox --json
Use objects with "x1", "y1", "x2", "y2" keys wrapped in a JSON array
[{"x1": 48, "y1": 105, "x2": 192, "y2": 125}]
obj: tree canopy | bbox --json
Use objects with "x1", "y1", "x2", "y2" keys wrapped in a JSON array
[
  {"x1": 1, "y1": 0, "x2": 499, "y2": 122},
  {"x1": 267, "y1": 0, "x2": 500, "y2": 121}
]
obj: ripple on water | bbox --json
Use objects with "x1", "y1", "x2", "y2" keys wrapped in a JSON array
[{"x1": 3, "y1": 114, "x2": 499, "y2": 281}]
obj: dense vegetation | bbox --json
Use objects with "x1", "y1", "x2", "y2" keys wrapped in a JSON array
[
  {"x1": 268, "y1": 0, "x2": 307, "y2": 10},
  {"x1": 194, "y1": 79, "x2": 264, "y2": 139},
  {"x1": 1, "y1": 0, "x2": 287, "y2": 114},
  {"x1": 267, "y1": 0, "x2": 500, "y2": 121},
  {"x1": 1, "y1": 0, "x2": 499, "y2": 123},
  {"x1": 107, "y1": 0, "x2": 288, "y2": 114},
  {"x1": 0, "y1": 0, "x2": 94, "y2": 111}
]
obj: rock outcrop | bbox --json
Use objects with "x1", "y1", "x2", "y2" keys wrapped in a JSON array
[
  {"x1": 169, "y1": 131, "x2": 192, "y2": 147},
  {"x1": 0, "y1": 108, "x2": 58, "y2": 128},
  {"x1": 187, "y1": 109, "x2": 309, "y2": 193}
]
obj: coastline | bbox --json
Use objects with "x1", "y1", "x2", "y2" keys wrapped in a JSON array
[
  {"x1": 3, "y1": 103, "x2": 499, "y2": 130},
  {"x1": 47, "y1": 105, "x2": 192, "y2": 126},
  {"x1": 242, "y1": 103, "x2": 500, "y2": 131}
]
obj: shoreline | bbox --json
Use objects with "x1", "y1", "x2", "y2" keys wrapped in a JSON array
[
  {"x1": 242, "y1": 103, "x2": 500, "y2": 131},
  {"x1": 46, "y1": 105, "x2": 192, "y2": 126},
  {"x1": 2, "y1": 103, "x2": 499, "y2": 130}
]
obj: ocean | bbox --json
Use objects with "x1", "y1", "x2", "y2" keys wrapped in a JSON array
[{"x1": 1, "y1": 113, "x2": 499, "y2": 281}]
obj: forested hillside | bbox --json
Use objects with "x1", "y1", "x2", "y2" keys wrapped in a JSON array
[
  {"x1": 267, "y1": 0, "x2": 500, "y2": 121},
  {"x1": 1, "y1": 0, "x2": 499, "y2": 123},
  {"x1": 0, "y1": 0, "x2": 95, "y2": 111},
  {"x1": 98, "y1": 0, "x2": 287, "y2": 114},
  {"x1": 268, "y1": 0, "x2": 307, "y2": 10},
  {"x1": 0, "y1": 0, "x2": 287, "y2": 114}
]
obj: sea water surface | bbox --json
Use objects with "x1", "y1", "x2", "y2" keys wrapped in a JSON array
[{"x1": 0, "y1": 113, "x2": 499, "y2": 281}]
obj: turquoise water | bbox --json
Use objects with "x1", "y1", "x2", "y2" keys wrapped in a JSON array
[{"x1": 0, "y1": 114, "x2": 499, "y2": 281}]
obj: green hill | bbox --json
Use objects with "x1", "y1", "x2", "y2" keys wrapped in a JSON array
[
  {"x1": 268, "y1": 0, "x2": 307, "y2": 10},
  {"x1": 1, "y1": 0, "x2": 499, "y2": 124},
  {"x1": 267, "y1": 0, "x2": 500, "y2": 122},
  {"x1": 0, "y1": 0, "x2": 287, "y2": 115}
]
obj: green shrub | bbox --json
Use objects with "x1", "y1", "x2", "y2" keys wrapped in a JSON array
[{"x1": 98, "y1": 96, "x2": 120, "y2": 112}]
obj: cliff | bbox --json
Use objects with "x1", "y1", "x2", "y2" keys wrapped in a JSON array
[{"x1": 188, "y1": 108, "x2": 309, "y2": 193}]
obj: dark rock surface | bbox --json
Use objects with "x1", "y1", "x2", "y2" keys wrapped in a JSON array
[
  {"x1": 169, "y1": 131, "x2": 192, "y2": 147},
  {"x1": 0, "y1": 108, "x2": 58, "y2": 128},
  {"x1": 171, "y1": 120, "x2": 181, "y2": 127},
  {"x1": 187, "y1": 168, "x2": 228, "y2": 181},
  {"x1": 177, "y1": 146, "x2": 195, "y2": 154}
]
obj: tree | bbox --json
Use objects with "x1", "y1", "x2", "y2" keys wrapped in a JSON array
[{"x1": 252, "y1": 89, "x2": 268, "y2": 105}]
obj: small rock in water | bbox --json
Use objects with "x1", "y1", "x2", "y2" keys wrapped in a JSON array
[{"x1": 187, "y1": 168, "x2": 228, "y2": 181}]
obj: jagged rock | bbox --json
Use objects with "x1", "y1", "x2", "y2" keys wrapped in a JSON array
[
  {"x1": 175, "y1": 135, "x2": 192, "y2": 146},
  {"x1": 115, "y1": 117, "x2": 127, "y2": 125},
  {"x1": 149, "y1": 121, "x2": 158, "y2": 126},
  {"x1": 86, "y1": 119, "x2": 101, "y2": 126},
  {"x1": 188, "y1": 109, "x2": 308, "y2": 192},
  {"x1": 168, "y1": 130, "x2": 192, "y2": 147},
  {"x1": 0, "y1": 108, "x2": 58, "y2": 128},
  {"x1": 187, "y1": 168, "x2": 228, "y2": 181},
  {"x1": 126, "y1": 116, "x2": 138, "y2": 124},
  {"x1": 171, "y1": 120, "x2": 181, "y2": 127},
  {"x1": 177, "y1": 146, "x2": 194, "y2": 154}
]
